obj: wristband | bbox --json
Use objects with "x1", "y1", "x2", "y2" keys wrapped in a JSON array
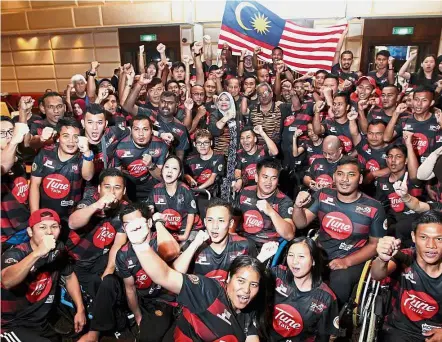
[
  {"x1": 153, "y1": 219, "x2": 166, "y2": 228},
  {"x1": 148, "y1": 163, "x2": 157, "y2": 171},
  {"x1": 86, "y1": 71, "x2": 96, "y2": 77},
  {"x1": 402, "y1": 194, "x2": 412, "y2": 203},
  {"x1": 82, "y1": 150, "x2": 95, "y2": 161}
]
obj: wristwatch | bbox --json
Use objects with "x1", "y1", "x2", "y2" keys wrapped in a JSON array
[
  {"x1": 82, "y1": 151, "x2": 95, "y2": 161},
  {"x1": 86, "y1": 70, "x2": 96, "y2": 77}
]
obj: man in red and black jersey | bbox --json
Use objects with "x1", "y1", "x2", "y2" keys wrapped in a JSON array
[
  {"x1": 294, "y1": 157, "x2": 387, "y2": 306},
  {"x1": 29, "y1": 118, "x2": 94, "y2": 230},
  {"x1": 372, "y1": 211, "x2": 442, "y2": 342},
  {"x1": 385, "y1": 86, "x2": 439, "y2": 164},
  {"x1": 238, "y1": 158, "x2": 295, "y2": 247},
  {"x1": 304, "y1": 135, "x2": 343, "y2": 191},
  {"x1": 293, "y1": 123, "x2": 324, "y2": 167},
  {"x1": 173, "y1": 198, "x2": 258, "y2": 282},
  {"x1": 234, "y1": 126, "x2": 278, "y2": 191},
  {"x1": 375, "y1": 143, "x2": 422, "y2": 247},
  {"x1": 1, "y1": 116, "x2": 31, "y2": 246},
  {"x1": 123, "y1": 75, "x2": 190, "y2": 160},
  {"x1": 1, "y1": 209, "x2": 85, "y2": 341},
  {"x1": 114, "y1": 114, "x2": 168, "y2": 201},
  {"x1": 184, "y1": 129, "x2": 225, "y2": 196},
  {"x1": 67, "y1": 168, "x2": 127, "y2": 298},
  {"x1": 81, "y1": 103, "x2": 129, "y2": 189}
]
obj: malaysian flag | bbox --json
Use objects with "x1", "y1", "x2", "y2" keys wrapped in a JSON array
[{"x1": 217, "y1": 1, "x2": 347, "y2": 73}]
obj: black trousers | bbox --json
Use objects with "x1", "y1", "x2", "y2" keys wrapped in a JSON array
[
  {"x1": 1, "y1": 324, "x2": 60, "y2": 342},
  {"x1": 138, "y1": 300, "x2": 174, "y2": 342},
  {"x1": 379, "y1": 325, "x2": 425, "y2": 342},
  {"x1": 73, "y1": 254, "x2": 108, "y2": 299}
]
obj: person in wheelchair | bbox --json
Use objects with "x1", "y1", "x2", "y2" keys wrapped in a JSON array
[
  {"x1": 1, "y1": 209, "x2": 86, "y2": 342},
  {"x1": 371, "y1": 210, "x2": 442, "y2": 342},
  {"x1": 184, "y1": 129, "x2": 225, "y2": 196},
  {"x1": 233, "y1": 125, "x2": 278, "y2": 192},
  {"x1": 270, "y1": 237, "x2": 340, "y2": 342},
  {"x1": 293, "y1": 157, "x2": 387, "y2": 307},
  {"x1": 146, "y1": 155, "x2": 203, "y2": 243},
  {"x1": 173, "y1": 198, "x2": 258, "y2": 282}
]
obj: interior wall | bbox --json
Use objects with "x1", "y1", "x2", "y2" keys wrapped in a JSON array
[{"x1": 1, "y1": 30, "x2": 120, "y2": 93}]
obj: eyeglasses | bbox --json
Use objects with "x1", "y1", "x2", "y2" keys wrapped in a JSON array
[
  {"x1": 192, "y1": 93, "x2": 205, "y2": 98},
  {"x1": 257, "y1": 91, "x2": 271, "y2": 98},
  {"x1": 195, "y1": 141, "x2": 211, "y2": 147},
  {"x1": 46, "y1": 104, "x2": 64, "y2": 111},
  {"x1": 0, "y1": 129, "x2": 14, "y2": 138}
]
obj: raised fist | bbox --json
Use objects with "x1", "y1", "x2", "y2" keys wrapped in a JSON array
[
  {"x1": 19, "y1": 96, "x2": 34, "y2": 112},
  {"x1": 138, "y1": 73, "x2": 153, "y2": 86},
  {"x1": 376, "y1": 236, "x2": 401, "y2": 262},
  {"x1": 142, "y1": 153, "x2": 153, "y2": 167},
  {"x1": 395, "y1": 103, "x2": 408, "y2": 115},
  {"x1": 253, "y1": 125, "x2": 264, "y2": 136},
  {"x1": 41, "y1": 127, "x2": 55, "y2": 142},
  {"x1": 10, "y1": 122, "x2": 29, "y2": 145},
  {"x1": 347, "y1": 108, "x2": 358, "y2": 121},
  {"x1": 182, "y1": 55, "x2": 190, "y2": 64},
  {"x1": 156, "y1": 43, "x2": 166, "y2": 54},
  {"x1": 314, "y1": 100, "x2": 326, "y2": 113},
  {"x1": 35, "y1": 235, "x2": 57, "y2": 258},
  {"x1": 203, "y1": 35, "x2": 211, "y2": 44},
  {"x1": 77, "y1": 136, "x2": 90, "y2": 154},
  {"x1": 402, "y1": 131, "x2": 414, "y2": 145},
  {"x1": 184, "y1": 98, "x2": 194, "y2": 111},
  {"x1": 254, "y1": 46, "x2": 262, "y2": 55},
  {"x1": 91, "y1": 61, "x2": 100, "y2": 71},
  {"x1": 295, "y1": 191, "x2": 311, "y2": 208}
]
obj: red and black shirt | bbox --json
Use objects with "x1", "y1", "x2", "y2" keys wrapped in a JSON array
[
  {"x1": 235, "y1": 146, "x2": 268, "y2": 186},
  {"x1": 305, "y1": 157, "x2": 337, "y2": 189},
  {"x1": 367, "y1": 106, "x2": 409, "y2": 126},
  {"x1": 184, "y1": 152, "x2": 225, "y2": 193},
  {"x1": 355, "y1": 136, "x2": 389, "y2": 173},
  {"x1": 322, "y1": 119, "x2": 354, "y2": 154},
  {"x1": 308, "y1": 188, "x2": 387, "y2": 260}
]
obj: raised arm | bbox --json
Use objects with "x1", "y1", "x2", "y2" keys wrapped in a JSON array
[
  {"x1": 417, "y1": 145, "x2": 442, "y2": 180},
  {"x1": 172, "y1": 231, "x2": 208, "y2": 273},
  {"x1": 193, "y1": 42, "x2": 206, "y2": 86},
  {"x1": 347, "y1": 108, "x2": 361, "y2": 146},
  {"x1": 398, "y1": 51, "x2": 417, "y2": 81},
  {"x1": 122, "y1": 73, "x2": 152, "y2": 116},
  {"x1": 254, "y1": 125, "x2": 278, "y2": 156},
  {"x1": 403, "y1": 132, "x2": 419, "y2": 180},
  {"x1": 87, "y1": 61, "x2": 99, "y2": 102},
  {"x1": 203, "y1": 35, "x2": 213, "y2": 67},
  {"x1": 383, "y1": 103, "x2": 407, "y2": 142},
  {"x1": 333, "y1": 26, "x2": 348, "y2": 65}
]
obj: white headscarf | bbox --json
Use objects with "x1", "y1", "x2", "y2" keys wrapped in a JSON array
[{"x1": 216, "y1": 91, "x2": 236, "y2": 118}]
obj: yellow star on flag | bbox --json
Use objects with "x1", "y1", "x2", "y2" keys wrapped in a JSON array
[{"x1": 251, "y1": 12, "x2": 271, "y2": 35}]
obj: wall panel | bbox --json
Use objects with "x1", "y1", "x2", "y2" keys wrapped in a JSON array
[
  {"x1": 50, "y1": 33, "x2": 95, "y2": 49},
  {"x1": 18, "y1": 80, "x2": 58, "y2": 93},
  {"x1": 27, "y1": 8, "x2": 74, "y2": 30},
  {"x1": 1, "y1": 81, "x2": 20, "y2": 93},
  {"x1": 10, "y1": 35, "x2": 52, "y2": 51},
  {"x1": 15, "y1": 66, "x2": 56, "y2": 80},
  {"x1": 12, "y1": 50, "x2": 54, "y2": 65},
  {"x1": 1, "y1": 67, "x2": 17, "y2": 80},
  {"x1": 53, "y1": 49, "x2": 96, "y2": 64}
]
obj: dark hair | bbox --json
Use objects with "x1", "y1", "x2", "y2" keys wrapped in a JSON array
[
  {"x1": 341, "y1": 50, "x2": 353, "y2": 59},
  {"x1": 171, "y1": 61, "x2": 185, "y2": 73},
  {"x1": 382, "y1": 84, "x2": 400, "y2": 93},
  {"x1": 413, "y1": 85, "x2": 435, "y2": 99},
  {"x1": 227, "y1": 255, "x2": 272, "y2": 340},
  {"x1": 315, "y1": 69, "x2": 328, "y2": 76},
  {"x1": 416, "y1": 54, "x2": 439, "y2": 85},
  {"x1": 285, "y1": 237, "x2": 324, "y2": 289},
  {"x1": 146, "y1": 77, "x2": 163, "y2": 91},
  {"x1": 368, "y1": 120, "x2": 386, "y2": 129},
  {"x1": 130, "y1": 114, "x2": 152, "y2": 128},
  {"x1": 227, "y1": 77, "x2": 240, "y2": 86},
  {"x1": 160, "y1": 91, "x2": 177, "y2": 103},
  {"x1": 86, "y1": 103, "x2": 105, "y2": 116},
  {"x1": 386, "y1": 144, "x2": 407, "y2": 157},
  {"x1": 272, "y1": 46, "x2": 284, "y2": 54},
  {"x1": 0, "y1": 115, "x2": 14, "y2": 125},
  {"x1": 324, "y1": 73, "x2": 339, "y2": 84},
  {"x1": 376, "y1": 50, "x2": 390, "y2": 58},
  {"x1": 333, "y1": 91, "x2": 350, "y2": 104},
  {"x1": 98, "y1": 168, "x2": 126, "y2": 187},
  {"x1": 257, "y1": 157, "x2": 282, "y2": 175},
  {"x1": 56, "y1": 117, "x2": 82, "y2": 133},
  {"x1": 114, "y1": 68, "x2": 119, "y2": 74},
  {"x1": 243, "y1": 75, "x2": 257, "y2": 83},
  {"x1": 119, "y1": 202, "x2": 151, "y2": 222},
  {"x1": 41, "y1": 92, "x2": 63, "y2": 106},
  {"x1": 240, "y1": 126, "x2": 256, "y2": 136},
  {"x1": 166, "y1": 79, "x2": 179, "y2": 90},
  {"x1": 412, "y1": 210, "x2": 442, "y2": 233},
  {"x1": 206, "y1": 197, "x2": 233, "y2": 217},
  {"x1": 162, "y1": 155, "x2": 183, "y2": 181},
  {"x1": 146, "y1": 61, "x2": 158, "y2": 73},
  {"x1": 336, "y1": 156, "x2": 360, "y2": 173}
]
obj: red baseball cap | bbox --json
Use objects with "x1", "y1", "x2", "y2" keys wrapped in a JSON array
[
  {"x1": 356, "y1": 76, "x2": 376, "y2": 88},
  {"x1": 29, "y1": 209, "x2": 60, "y2": 227}
]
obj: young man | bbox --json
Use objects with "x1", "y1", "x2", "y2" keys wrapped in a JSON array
[
  {"x1": 234, "y1": 125, "x2": 278, "y2": 191},
  {"x1": 114, "y1": 115, "x2": 168, "y2": 201},
  {"x1": 1, "y1": 209, "x2": 85, "y2": 341},
  {"x1": 30, "y1": 118, "x2": 94, "y2": 226},
  {"x1": 253, "y1": 46, "x2": 294, "y2": 85},
  {"x1": 367, "y1": 50, "x2": 395, "y2": 89},
  {"x1": 184, "y1": 129, "x2": 225, "y2": 195},
  {"x1": 331, "y1": 50, "x2": 359, "y2": 86},
  {"x1": 294, "y1": 157, "x2": 387, "y2": 306},
  {"x1": 67, "y1": 168, "x2": 128, "y2": 298},
  {"x1": 371, "y1": 211, "x2": 442, "y2": 342},
  {"x1": 238, "y1": 158, "x2": 295, "y2": 247},
  {"x1": 173, "y1": 198, "x2": 258, "y2": 282}
]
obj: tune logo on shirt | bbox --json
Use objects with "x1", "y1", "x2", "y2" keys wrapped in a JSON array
[
  {"x1": 26, "y1": 272, "x2": 52, "y2": 303},
  {"x1": 92, "y1": 222, "x2": 116, "y2": 248},
  {"x1": 205, "y1": 269, "x2": 228, "y2": 283},
  {"x1": 135, "y1": 269, "x2": 152, "y2": 289},
  {"x1": 273, "y1": 304, "x2": 304, "y2": 337},
  {"x1": 243, "y1": 210, "x2": 264, "y2": 233},
  {"x1": 12, "y1": 176, "x2": 29, "y2": 203},
  {"x1": 388, "y1": 193, "x2": 405, "y2": 212},
  {"x1": 366, "y1": 159, "x2": 380, "y2": 172},
  {"x1": 411, "y1": 133, "x2": 428, "y2": 156},
  {"x1": 315, "y1": 174, "x2": 333, "y2": 188},
  {"x1": 284, "y1": 116, "x2": 295, "y2": 126},
  {"x1": 127, "y1": 160, "x2": 148, "y2": 177},
  {"x1": 163, "y1": 209, "x2": 182, "y2": 231},
  {"x1": 244, "y1": 164, "x2": 257, "y2": 180},
  {"x1": 338, "y1": 135, "x2": 352, "y2": 153},
  {"x1": 42, "y1": 174, "x2": 70, "y2": 199},
  {"x1": 401, "y1": 290, "x2": 439, "y2": 322},
  {"x1": 197, "y1": 169, "x2": 213, "y2": 184},
  {"x1": 322, "y1": 212, "x2": 353, "y2": 240}
]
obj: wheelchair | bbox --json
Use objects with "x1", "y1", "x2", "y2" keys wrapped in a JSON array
[{"x1": 190, "y1": 188, "x2": 212, "y2": 222}]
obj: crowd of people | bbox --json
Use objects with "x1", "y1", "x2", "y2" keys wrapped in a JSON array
[{"x1": 1, "y1": 31, "x2": 442, "y2": 342}]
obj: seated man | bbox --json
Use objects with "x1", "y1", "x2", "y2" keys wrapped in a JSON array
[
  {"x1": 238, "y1": 158, "x2": 295, "y2": 247},
  {"x1": 293, "y1": 157, "x2": 386, "y2": 306},
  {"x1": 1, "y1": 209, "x2": 85, "y2": 341},
  {"x1": 234, "y1": 125, "x2": 278, "y2": 191},
  {"x1": 371, "y1": 211, "x2": 442, "y2": 342}
]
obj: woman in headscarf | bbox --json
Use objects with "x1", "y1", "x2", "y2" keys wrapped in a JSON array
[
  {"x1": 72, "y1": 98, "x2": 86, "y2": 123},
  {"x1": 208, "y1": 92, "x2": 244, "y2": 201}
]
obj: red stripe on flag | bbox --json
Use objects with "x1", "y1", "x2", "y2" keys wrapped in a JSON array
[
  {"x1": 283, "y1": 25, "x2": 346, "y2": 37},
  {"x1": 279, "y1": 42, "x2": 336, "y2": 53},
  {"x1": 279, "y1": 49, "x2": 334, "y2": 61},
  {"x1": 220, "y1": 25, "x2": 275, "y2": 50},
  {"x1": 280, "y1": 35, "x2": 341, "y2": 45}
]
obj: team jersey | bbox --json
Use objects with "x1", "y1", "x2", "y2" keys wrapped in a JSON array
[
  {"x1": 147, "y1": 181, "x2": 202, "y2": 236},
  {"x1": 174, "y1": 275, "x2": 258, "y2": 341},
  {"x1": 235, "y1": 146, "x2": 268, "y2": 186},
  {"x1": 322, "y1": 119, "x2": 354, "y2": 154},
  {"x1": 387, "y1": 249, "x2": 442, "y2": 340},
  {"x1": 31, "y1": 145, "x2": 84, "y2": 219},
  {"x1": 331, "y1": 64, "x2": 359, "y2": 85},
  {"x1": 308, "y1": 188, "x2": 387, "y2": 260},
  {"x1": 238, "y1": 186, "x2": 293, "y2": 245},
  {"x1": 305, "y1": 157, "x2": 337, "y2": 189},
  {"x1": 65, "y1": 194, "x2": 125, "y2": 268},
  {"x1": 375, "y1": 173, "x2": 423, "y2": 223},
  {"x1": 270, "y1": 265, "x2": 339, "y2": 341},
  {"x1": 1, "y1": 242, "x2": 72, "y2": 331},
  {"x1": 367, "y1": 106, "x2": 410, "y2": 126},
  {"x1": 300, "y1": 140, "x2": 323, "y2": 166},
  {"x1": 184, "y1": 152, "x2": 225, "y2": 193},
  {"x1": 394, "y1": 114, "x2": 440, "y2": 163},
  {"x1": 1, "y1": 162, "x2": 30, "y2": 242},
  {"x1": 355, "y1": 136, "x2": 389, "y2": 173},
  {"x1": 14, "y1": 114, "x2": 42, "y2": 164},
  {"x1": 30, "y1": 118, "x2": 56, "y2": 137},
  {"x1": 367, "y1": 70, "x2": 389, "y2": 89},
  {"x1": 190, "y1": 235, "x2": 258, "y2": 282},
  {"x1": 114, "y1": 135, "x2": 168, "y2": 199},
  {"x1": 137, "y1": 107, "x2": 190, "y2": 153}
]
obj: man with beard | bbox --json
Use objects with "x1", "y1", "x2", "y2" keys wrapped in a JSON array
[
  {"x1": 293, "y1": 79, "x2": 314, "y2": 104},
  {"x1": 30, "y1": 118, "x2": 94, "y2": 228},
  {"x1": 367, "y1": 50, "x2": 395, "y2": 89},
  {"x1": 114, "y1": 115, "x2": 168, "y2": 201},
  {"x1": 253, "y1": 46, "x2": 294, "y2": 85},
  {"x1": 331, "y1": 49, "x2": 359, "y2": 86},
  {"x1": 384, "y1": 86, "x2": 439, "y2": 164},
  {"x1": 233, "y1": 125, "x2": 278, "y2": 191},
  {"x1": 372, "y1": 211, "x2": 442, "y2": 342},
  {"x1": 29, "y1": 92, "x2": 66, "y2": 150},
  {"x1": 123, "y1": 74, "x2": 189, "y2": 160},
  {"x1": 238, "y1": 158, "x2": 295, "y2": 248},
  {"x1": 294, "y1": 157, "x2": 386, "y2": 306}
]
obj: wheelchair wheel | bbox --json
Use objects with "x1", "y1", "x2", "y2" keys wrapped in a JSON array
[
  {"x1": 352, "y1": 260, "x2": 372, "y2": 327},
  {"x1": 358, "y1": 280, "x2": 380, "y2": 342}
]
